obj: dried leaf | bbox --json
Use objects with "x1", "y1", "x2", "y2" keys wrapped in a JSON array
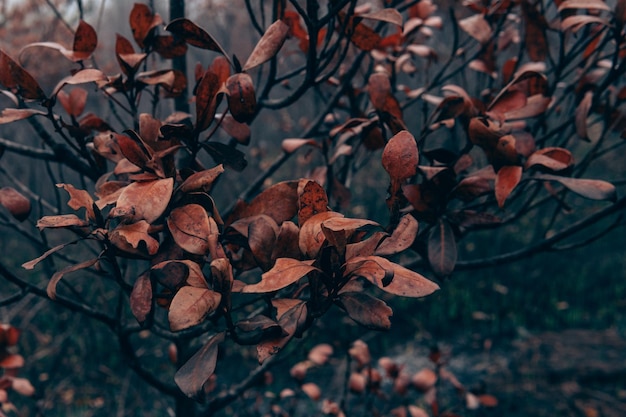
[
  {"x1": 345, "y1": 256, "x2": 439, "y2": 297},
  {"x1": 243, "y1": 19, "x2": 289, "y2": 71},
  {"x1": 195, "y1": 70, "x2": 221, "y2": 133},
  {"x1": 110, "y1": 178, "x2": 173, "y2": 223},
  {"x1": 57, "y1": 183, "x2": 95, "y2": 220},
  {"x1": 298, "y1": 180, "x2": 330, "y2": 225},
  {"x1": 235, "y1": 315, "x2": 284, "y2": 345},
  {"x1": 535, "y1": 174, "x2": 617, "y2": 201},
  {"x1": 174, "y1": 332, "x2": 225, "y2": 400},
  {"x1": 242, "y1": 258, "x2": 319, "y2": 293},
  {"x1": 522, "y1": 2, "x2": 548, "y2": 61},
  {"x1": 167, "y1": 204, "x2": 212, "y2": 255},
  {"x1": 166, "y1": 18, "x2": 227, "y2": 54},
  {"x1": 495, "y1": 165, "x2": 523, "y2": 207},
  {"x1": 338, "y1": 292, "x2": 393, "y2": 330},
  {"x1": 35, "y1": 214, "x2": 88, "y2": 231},
  {"x1": 179, "y1": 165, "x2": 225, "y2": 194},
  {"x1": 308, "y1": 344, "x2": 333, "y2": 365},
  {"x1": 299, "y1": 211, "x2": 343, "y2": 258},
  {"x1": 11, "y1": 378, "x2": 35, "y2": 396},
  {"x1": 0, "y1": 187, "x2": 31, "y2": 221},
  {"x1": 57, "y1": 88, "x2": 88, "y2": 117},
  {"x1": 22, "y1": 240, "x2": 79, "y2": 270},
  {"x1": 0, "y1": 108, "x2": 46, "y2": 124},
  {"x1": 427, "y1": 219, "x2": 457, "y2": 277},
  {"x1": 130, "y1": 272, "x2": 153, "y2": 324},
  {"x1": 226, "y1": 73, "x2": 257, "y2": 124},
  {"x1": 557, "y1": 0, "x2": 610, "y2": 12},
  {"x1": 219, "y1": 114, "x2": 251, "y2": 145},
  {"x1": 47, "y1": 258, "x2": 99, "y2": 299},
  {"x1": 0, "y1": 49, "x2": 46, "y2": 100},
  {"x1": 226, "y1": 181, "x2": 299, "y2": 226},
  {"x1": 109, "y1": 220, "x2": 159, "y2": 256},
  {"x1": 72, "y1": 20, "x2": 98, "y2": 60},
  {"x1": 382, "y1": 130, "x2": 419, "y2": 181},
  {"x1": 459, "y1": 14, "x2": 492, "y2": 43},
  {"x1": 359, "y1": 9, "x2": 403, "y2": 26},
  {"x1": 375, "y1": 214, "x2": 418, "y2": 256},
  {"x1": 129, "y1": 3, "x2": 163, "y2": 49},
  {"x1": 525, "y1": 147, "x2": 574, "y2": 172},
  {"x1": 257, "y1": 300, "x2": 307, "y2": 363},
  {"x1": 281, "y1": 138, "x2": 321, "y2": 154},
  {"x1": 169, "y1": 286, "x2": 222, "y2": 331}
]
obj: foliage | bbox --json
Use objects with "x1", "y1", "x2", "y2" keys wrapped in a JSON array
[{"x1": 0, "y1": 0, "x2": 625, "y2": 416}]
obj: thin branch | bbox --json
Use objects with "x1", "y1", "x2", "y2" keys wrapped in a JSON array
[{"x1": 456, "y1": 196, "x2": 626, "y2": 270}]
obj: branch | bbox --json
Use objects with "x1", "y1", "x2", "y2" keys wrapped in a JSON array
[{"x1": 456, "y1": 196, "x2": 626, "y2": 270}]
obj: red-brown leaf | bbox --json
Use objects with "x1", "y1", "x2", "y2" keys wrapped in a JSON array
[
  {"x1": 72, "y1": 20, "x2": 98, "y2": 60},
  {"x1": 35, "y1": 214, "x2": 89, "y2": 230},
  {"x1": 243, "y1": 19, "x2": 290, "y2": 71},
  {"x1": 382, "y1": 130, "x2": 419, "y2": 181},
  {"x1": 345, "y1": 256, "x2": 439, "y2": 298},
  {"x1": 0, "y1": 50, "x2": 46, "y2": 100},
  {"x1": 299, "y1": 211, "x2": 343, "y2": 258},
  {"x1": 257, "y1": 300, "x2": 307, "y2": 363},
  {"x1": 179, "y1": 165, "x2": 225, "y2": 194},
  {"x1": 168, "y1": 286, "x2": 221, "y2": 331},
  {"x1": 375, "y1": 214, "x2": 418, "y2": 256},
  {"x1": 0, "y1": 187, "x2": 31, "y2": 221},
  {"x1": 167, "y1": 204, "x2": 213, "y2": 255},
  {"x1": 0, "y1": 108, "x2": 46, "y2": 124},
  {"x1": 338, "y1": 292, "x2": 393, "y2": 330},
  {"x1": 242, "y1": 258, "x2": 319, "y2": 293},
  {"x1": 575, "y1": 91, "x2": 593, "y2": 139},
  {"x1": 47, "y1": 258, "x2": 99, "y2": 300},
  {"x1": 226, "y1": 181, "x2": 299, "y2": 226},
  {"x1": 427, "y1": 219, "x2": 457, "y2": 277},
  {"x1": 129, "y1": 3, "x2": 163, "y2": 49},
  {"x1": 535, "y1": 174, "x2": 617, "y2": 201},
  {"x1": 57, "y1": 183, "x2": 95, "y2": 220},
  {"x1": 359, "y1": 9, "x2": 403, "y2": 26},
  {"x1": 57, "y1": 88, "x2": 88, "y2": 117},
  {"x1": 174, "y1": 332, "x2": 225, "y2": 399},
  {"x1": 495, "y1": 165, "x2": 523, "y2": 207},
  {"x1": 226, "y1": 73, "x2": 257, "y2": 124},
  {"x1": 165, "y1": 18, "x2": 226, "y2": 54},
  {"x1": 109, "y1": 220, "x2": 160, "y2": 256},
  {"x1": 459, "y1": 14, "x2": 492, "y2": 43},
  {"x1": 298, "y1": 180, "x2": 330, "y2": 225},
  {"x1": 130, "y1": 272, "x2": 153, "y2": 324},
  {"x1": 111, "y1": 178, "x2": 173, "y2": 223},
  {"x1": 195, "y1": 70, "x2": 221, "y2": 133}
]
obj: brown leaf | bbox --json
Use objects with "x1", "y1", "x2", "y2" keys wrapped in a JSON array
[
  {"x1": 558, "y1": 0, "x2": 610, "y2": 12},
  {"x1": 257, "y1": 300, "x2": 307, "y2": 363},
  {"x1": 152, "y1": 260, "x2": 192, "y2": 290},
  {"x1": 340, "y1": 13, "x2": 382, "y2": 51},
  {"x1": 301, "y1": 382, "x2": 321, "y2": 401},
  {"x1": 427, "y1": 219, "x2": 457, "y2": 277},
  {"x1": 219, "y1": 114, "x2": 251, "y2": 145},
  {"x1": 522, "y1": 2, "x2": 548, "y2": 61},
  {"x1": 375, "y1": 214, "x2": 418, "y2": 256},
  {"x1": 226, "y1": 73, "x2": 257, "y2": 124},
  {"x1": 174, "y1": 332, "x2": 225, "y2": 400},
  {"x1": 226, "y1": 181, "x2": 299, "y2": 226},
  {"x1": 11, "y1": 377, "x2": 35, "y2": 396},
  {"x1": 298, "y1": 179, "x2": 329, "y2": 225},
  {"x1": 72, "y1": 20, "x2": 98, "y2": 60},
  {"x1": 129, "y1": 3, "x2": 163, "y2": 49},
  {"x1": 179, "y1": 165, "x2": 225, "y2": 194},
  {"x1": 111, "y1": 178, "x2": 173, "y2": 223},
  {"x1": 338, "y1": 292, "x2": 393, "y2": 330},
  {"x1": 308, "y1": 343, "x2": 333, "y2": 365},
  {"x1": 57, "y1": 88, "x2": 88, "y2": 117},
  {"x1": 169, "y1": 286, "x2": 221, "y2": 331},
  {"x1": 368, "y1": 72, "x2": 392, "y2": 112},
  {"x1": 116, "y1": 132, "x2": 150, "y2": 169},
  {"x1": 242, "y1": 258, "x2": 319, "y2": 293},
  {"x1": 0, "y1": 187, "x2": 31, "y2": 221},
  {"x1": 525, "y1": 147, "x2": 574, "y2": 172},
  {"x1": 235, "y1": 315, "x2": 284, "y2": 345},
  {"x1": 247, "y1": 215, "x2": 279, "y2": 270},
  {"x1": 153, "y1": 35, "x2": 188, "y2": 59},
  {"x1": 195, "y1": 70, "x2": 222, "y2": 133},
  {"x1": 459, "y1": 14, "x2": 492, "y2": 43},
  {"x1": 359, "y1": 9, "x2": 403, "y2": 26},
  {"x1": 412, "y1": 368, "x2": 437, "y2": 391},
  {"x1": 167, "y1": 204, "x2": 213, "y2": 255},
  {"x1": 57, "y1": 183, "x2": 95, "y2": 220},
  {"x1": 345, "y1": 256, "x2": 439, "y2": 298},
  {"x1": 281, "y1": 138, "x2": 321, "y2": 154},
  {"x1": 165, "y1": 18, "x2": 227, "y2": 54},
  {"x1": 109, "y1": 220, "x2": 160, "y2": 256},
  {"x1": 495, "y1": 165, "x2": 523, "y2": 207},
  {"x1": 35, "y1": 214, "x2": 89, "y2": 231},
  {"x1": 47, "y1": 258, "x2": 99, "y2": 300},
  {"x1": 51, "y1": 69, "x2": 108, "y2": 97},
  {"x1": 382, "y1": 130, "x2": 419, "y2": 181},
  {"x1": 202, "y1": 142, "x2": 247, "y2": 172},
  {"x1": 320, "y1": 216, "x2": 380, "y2": 255},
  {"x1": 298, "y1": 211, "x2": 343, "y2": 258},
  {"x1": 243, "y1": 19, "x2": 290, "y2": 71},
  {"x1": 0, "y1": 354, "x2": 24, "y2": 369},
  {"x1": 0, "y1": 108, "x2": 46, "y2": 124},
  {"x1": 0, "y1": 49, "x2": 46, "y2": 100},
  {"x1": 535, "y1": 174, "x2": 617, "y2": 201},
  {"x1": 22, "y1": 240, "x2": 79, "y2": 270},
  {"x1": 130, "y1": 272, "x2": 153, "y2": 324}
]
